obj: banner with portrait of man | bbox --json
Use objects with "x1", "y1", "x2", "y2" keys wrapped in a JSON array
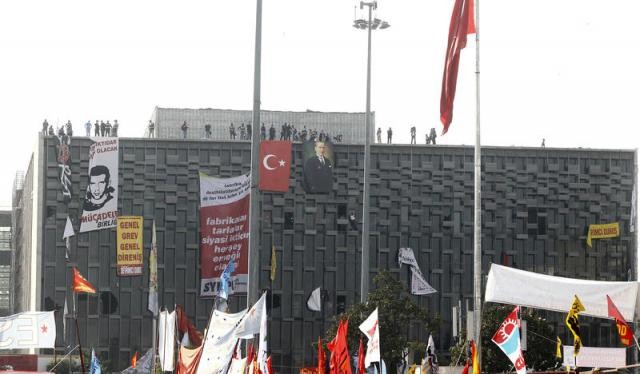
[
  {"x1": 302, "y1": 139, "x2": 335, "y2": 194},
  {"x1": 80, "y1": 138, "x2": 119, "y2": 233}
]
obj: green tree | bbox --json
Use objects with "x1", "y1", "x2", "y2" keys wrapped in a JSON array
[
  {"x1": 324, "y1": 271, "x2": 440, "y2": 369},
  {"x1": 449, "y1": 304, "x2": 556, "y2": 372}
]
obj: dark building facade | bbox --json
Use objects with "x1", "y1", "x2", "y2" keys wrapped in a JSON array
[{"x1": 13, "y1": 134, "x2": 637, "y2": 371}]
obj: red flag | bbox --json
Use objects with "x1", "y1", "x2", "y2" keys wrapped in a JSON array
[
  {"x1": 327, "y1": 320, "x2": 352, "y2": 374},
  {"x1": 318, "y1": 337, "x2": 326, "y2": 374},
  {"x1": 461, "y1": 361, "x2": 469, "y2": 374},
  {"x1": 439, "y1": 0, "x2": 476, "y2": 135},
  {"x1": 259, "y1": 141, "x2": 292, "y2": 192},
  {"x1": 266, "y1": 355, "x2": 274, "y2": 374},
  {"x1": 72, "y1": 267, "x2": 96, "y2": 294},
  {"x1": 607, "y1": 295, "x2": 634, "y2": 346},
  {"x1": 471, "y1": 340, "x2": 480, "y2": 374},
  {"x1": 357, "y1": 339, "x2": 366, "y2": 374},
  {"x1": 176, "y1": 305, "x2": 203, "y2": 347},
  {"x1": 247, "y1": 343, "x2": 256, "y2": 363},
  {"x1": 130, "y1": 351, "x2": 138, "y2": 367}
]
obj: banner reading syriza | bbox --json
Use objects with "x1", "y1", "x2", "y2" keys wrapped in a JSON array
[
  {"x1": 80, "y1": 138, "x2": 119, "y2": 233},
  {"x1": 199, "y1": 173, "x2": 250, "y2": 297},
  {"x1": 0, "y1": 312, "x2": 56, "y2": 349}
]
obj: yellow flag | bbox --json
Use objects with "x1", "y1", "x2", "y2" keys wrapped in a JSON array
[
  {"x1": 556, "y1": 336, "x2": 562, "y2": 359},
  {"x1": 565, "y1": 295, "x2": 585, "y2": 356},
  {"x1": 586, "y1": 222, "x2": 619, "y2": 247},
  {"x1": 270, "y1": 244, "x2": 277, "y2": 281}
]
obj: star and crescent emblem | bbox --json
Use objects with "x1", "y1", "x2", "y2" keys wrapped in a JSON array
[{"x1": 262, "y1": 154, "x2": 286, "y2": 170}]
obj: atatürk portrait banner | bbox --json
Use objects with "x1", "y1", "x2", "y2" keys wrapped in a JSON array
[
  {"x1": 80, "y1": 138, "x2": 119, "y2": 233},
  {"x1": 199, "y1": 172, "x2": 250, "y2": 297}
]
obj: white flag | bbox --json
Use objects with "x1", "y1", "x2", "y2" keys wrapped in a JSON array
[
  {"x1": 235, "y1": 292, "x2": 266, "y2": 339},
  {"x1": 159, "y1": 310, "x2": 176, "y2": 371},
  {"x1": 398, "y1": 248, "x2": 419, "y2": 269},
  {"x1": 148, "y1": 220, "x2": 159, "y2": 316},
  {"x1": 359, "y1": 308, "x2": 381, "y2": 367},
  {"x1": 411, "y1": 267, "x2": 437, "y2": 295},
  {"x1": 0, "y1": 312, "x2": 56, "y2": 349},
  {"x1": 196, "y1": 309, "x2": 247, "y2": 374},
  {"x1": 258, "y1": 298, "x2": 269, "y2": 374},
  {"x1": 307, "y1": 287, "x2": 322, "y2": 312},
  {"x1": 63, "y1": 298, "x2": 68, "y2": 344},
  {"x1": 63, "y1": 216, "x2": 75, "y2": 239},
  {"x1": 228, "y1": 358, "x2": 247, "y2": 374}
]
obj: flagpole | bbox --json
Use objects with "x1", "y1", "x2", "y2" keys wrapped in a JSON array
[
  {"x1": 472, "y1": 0, "x2": 483, "y2": 369},
  {"x1": 248, "y1": 0, "x2": 263, "y2": 309},
  {"x1": 73, "y1": 293, "x2": 86, "y2": 374}
]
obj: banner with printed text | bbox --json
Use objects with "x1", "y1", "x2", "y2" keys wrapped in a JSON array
[
  {"x1": 199, "y1": 173, "x2": 250, "y2": 297},
  {"x1": 117, "y1": 216, "x2": 143, "y2": 276},
  {"x1": 586, "y1": 222, "x2": 619, "y2": 247},
  {"x1": 80, "y1": 138, "x2": 119, "y2": 233}
]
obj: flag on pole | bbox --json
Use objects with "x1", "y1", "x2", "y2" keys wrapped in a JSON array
[
  {"x1": 90, "y1": 349, "x2": 101, "y2": 374},
  {"x1": 219, "y1": 259, "x2": 237, "y2": 300},
  {"x1": 607, "y1": 295, "x2": 634, "y2": 346},
  {"x1": 318, "y1": 337, "x2": 326, "y2": 374},
  {"x1": 266, "y1": 355, "x2": 273, "y2": 374},
  {"x1": 328, "y1": 320, "x2": 352, "y2": 374},
  {"x1": 471, "y1": 340, "x2": 480, "y2": 374},
  {"x1": 176, "y1": 305, "x2": 203, "y2": 347},
  {"x1": 357, "y1": 339, "x2": 366, "y2": 374},
  {"x1": 159, "y1": 310, "x2": 176, "y2": 371},
  {"x1": 177, "y1": 345, "x2": 203, "y2": 374},
  {"x1": 72, "y1": 267, "x2": 96, "y2": 294},
  {"x1": 491, "y1": 306, "x2": 526, "y2": 374},
  {"x1": 555, "y1": 337, "x2": 562, "y2": 359},
  {"x1": 307, "y1": 287, "x2": 322, "y2": 312},
  {"x1": 131, "y1": 351, "x2": 138, "y2": 368},
  {"x1": 439, "y1": 0, "x2": 476, "y2": 135},
  {"x1": 148, "y1": 220, "x2": 159, "y2": 316},
  {"x1": 270, "y1": 244, "x2": 277, "y2": 281},
  {"x1": 63, "y1": 297, "x2": 68, "y2": 344},
  {"x1": 565, "y1": 295, "x2": 585, "y2": 356},
  {"x1": 359, "y1": 308, "x2": 380, "y2": 367}
]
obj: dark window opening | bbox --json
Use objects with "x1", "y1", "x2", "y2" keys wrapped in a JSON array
[
  {"x1": 100, "y1": 291, "x2": 119, "y2": 314},
  {"x1": 338, "y1": 204, "x2": 347, "y2": 219},
  {"x1": 337, "y1": 295, "x2": 346, "y2": 314},
  {"x1": 284, "y1": 212, "x2": 294, "y2": 230}
]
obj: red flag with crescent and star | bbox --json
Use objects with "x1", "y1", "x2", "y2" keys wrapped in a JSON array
[{"x1": 259, "y1": 141, "x2": 291, "y2": 192}]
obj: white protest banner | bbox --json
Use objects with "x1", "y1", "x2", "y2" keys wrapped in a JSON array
[
  {"x1": 411, "y1": 267, "x2": 437, "y2": 295},
  {"x1": 398, "y1": 248, "x2": 419, "y2": 269},
  {"x1": 562, "y1": 346, "x2": 625, "y2": 368},
  {"x1": 80, "y1": 138, "x2": 119, "y2": 233},
  {"x1": 0, "y1": 312, "x2": 56, "y2": 349}
]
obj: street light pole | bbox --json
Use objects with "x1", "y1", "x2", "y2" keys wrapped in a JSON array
[{"x1": 354, "y1": 1, "x2": 389, "y2": 303}]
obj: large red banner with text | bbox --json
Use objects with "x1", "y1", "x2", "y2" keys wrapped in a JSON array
[{"x1": 199, "y1": 173, "x2": 250, "y2": 297}]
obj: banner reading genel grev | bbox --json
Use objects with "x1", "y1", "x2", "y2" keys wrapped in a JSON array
[
  {"x1": 117, "y1": 216, "x2": 143, "y2": 276},
  {"x1": 199, "y1": 173, "x2": 250, "y2": 297},
  {"x1": 80, "y1": 138, "x2": 119, "y2": 233}
]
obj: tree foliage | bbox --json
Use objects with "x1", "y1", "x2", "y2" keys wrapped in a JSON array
[
  {"x1": 324, "y1": 271, "x2": 440, "y2": 369},
  {"x1": 449, "y1": 303, "x2": 557, "y2": 372}
]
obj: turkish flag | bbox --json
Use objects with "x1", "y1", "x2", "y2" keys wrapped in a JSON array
[{"x1": 259, "y1": 141, "x2": 291, "y2": 192}]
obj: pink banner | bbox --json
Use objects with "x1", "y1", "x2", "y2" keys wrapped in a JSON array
[{"x1": 199, "y1": 173, "x2": 250, "y2": 297}]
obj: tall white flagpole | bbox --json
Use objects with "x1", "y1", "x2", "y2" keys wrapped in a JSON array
[{"x1": 473, "y1": 0, "x2": 482, "y2": 367}]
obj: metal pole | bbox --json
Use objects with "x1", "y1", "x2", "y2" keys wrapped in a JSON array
[
  {"x1": 360, "y1": 0, "x2": 374, "y2": 303},
  {"x1": 248, "y1": 0, "x2": 263, "y2": 308},
  {"x1": 473, "y1": 0, "x2": 482, "y2": 368}
]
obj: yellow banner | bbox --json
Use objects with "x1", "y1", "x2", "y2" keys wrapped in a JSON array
[
  {"x1": 117, "y1": 216, "x2": 143, "y2": 276},
  {"x1": 586, "y1": 222, "x2": 620, "y2": 247}
]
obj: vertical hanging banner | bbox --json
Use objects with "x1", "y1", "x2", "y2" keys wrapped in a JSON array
[
  {"x1": 116, "y1": 216, "x2": 143, "y2": 276},
  {"x1": 80, "y1": 138, "x2": 119, "y2": 233},
  {"x1": 199, "y1": 173, "x2": 250, "y2": 297},
  {"x1": 56, "y1": 134, "x2": 73, "y2": 205}
]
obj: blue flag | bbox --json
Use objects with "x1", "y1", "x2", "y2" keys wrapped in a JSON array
[
  {"x1": 219, "y1": 260, "x2": 237, "y2": 300},
  {"x1": 90, "y1": 349, "x2": 101, "y2": 374}
]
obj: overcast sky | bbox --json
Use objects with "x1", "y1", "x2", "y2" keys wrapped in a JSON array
[{"x1": 0, "y1": 0, "x2": 638, "y2": 208}]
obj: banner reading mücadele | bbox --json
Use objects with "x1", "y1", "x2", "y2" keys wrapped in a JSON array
[
  {"x1": 199, "y1": 173, "x2": 250, "y2": 297},
  {"x1": 117, "y1": 216, "x2": 143, "y2": 276},
  {"x1": 80, "y1": 138, "x2": 119, "y2": 233}
]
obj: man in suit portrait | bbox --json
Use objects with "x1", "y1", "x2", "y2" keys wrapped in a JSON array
[{"x1": 303, "y1": 140, "x2": 333, "y2": 193}]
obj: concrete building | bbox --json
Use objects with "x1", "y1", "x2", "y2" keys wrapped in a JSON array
[
  {"x1": 0, "y1": 210, "x2": 12, "y2": 316},
  {"x1": 148, "y1": 107, "x2": 375, "y2": 144},
  {"x1": 12, "y1": 133, "x2": 637, "y2": 371}
]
